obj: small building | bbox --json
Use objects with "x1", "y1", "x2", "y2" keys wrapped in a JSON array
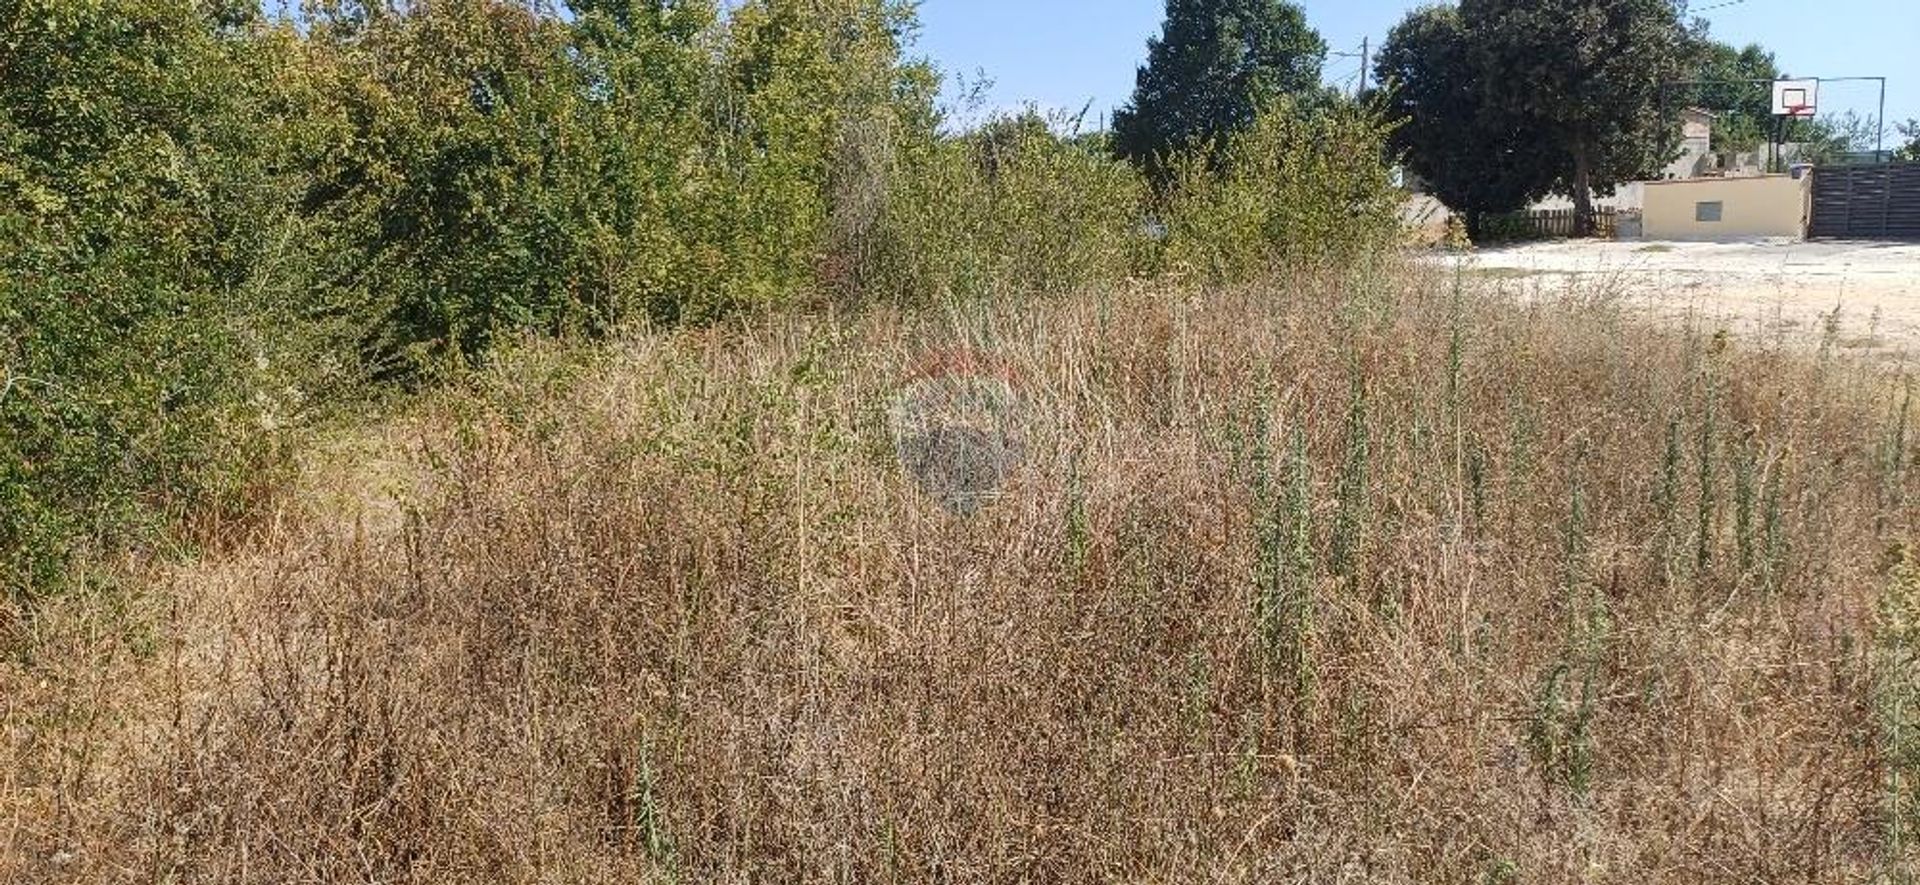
[
  {"x1": 1658, "y1": 107, "x2": 1717, "y2": 180},
  {"x1": 1640, "y1": 173, "x2": 1811, "y2": 240}
]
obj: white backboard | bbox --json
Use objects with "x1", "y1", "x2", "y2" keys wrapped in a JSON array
[{"x1": 1771, "y1": 79, "x2": 1819, "y2": 117}]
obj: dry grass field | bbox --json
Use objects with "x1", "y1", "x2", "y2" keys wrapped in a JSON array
[{"x1": 4, "y1": 264, "x2": 1918, "y2": 882}]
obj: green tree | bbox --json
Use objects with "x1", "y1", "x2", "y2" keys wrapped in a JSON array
[
  {"x1": 1685, "y1": 37, "x2": 1780, "y2": 152},
  {"x1": 1374, "y1": 4, "x2": 1557, "y2": 237},
  {"x1": 714, "y1": 0, "x2": 937, "y2": 311},
  {"x1": 1112, "y1": 0, "x2": 1327, "y2": 176},
  {"x1": 292, "y1": 1, "x2": 606, "y2": 378},
  {"x1": 1464, "y1": 0, "x2": 1689, "y2": 234},
  {"x1": 563, "y1": 0, "x2": 722, "y2": 322}
]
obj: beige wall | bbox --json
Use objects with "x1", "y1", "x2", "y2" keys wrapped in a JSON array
[{"x1": 1641, "y1": 174, "x2": 1810, "y2": 240}]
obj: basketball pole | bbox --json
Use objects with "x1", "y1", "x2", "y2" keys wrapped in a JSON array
[
  {"x1": 1877, "y1": 80, "x2": 1886, "y2": 155},
  {"x1": 1773, "y1": 113, "x2": 1783, "y2": 173}
]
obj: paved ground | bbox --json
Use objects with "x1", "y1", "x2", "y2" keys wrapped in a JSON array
[{"x1": 1440, "y1": 239, "x2": 1920, "y2": 356}]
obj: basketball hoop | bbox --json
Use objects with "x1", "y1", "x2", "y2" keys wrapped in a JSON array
[{"x1": 1784, "y1": 104, "x2": 1814, "y2": 119}]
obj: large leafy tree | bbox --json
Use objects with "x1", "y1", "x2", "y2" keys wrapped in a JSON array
[
  {"x1": 1381, "y1": 0, "x2": 1691, "y2": 234},
  {"x1": 1374, "y1": 4, "x2": 1557, "y2": 236},
  {"x1": 1463, "y1": 0, "x2": 1689, "y2": 234},
  {"x1": 1112, "y1": 0, "x2": 1326, "y2": 175}
]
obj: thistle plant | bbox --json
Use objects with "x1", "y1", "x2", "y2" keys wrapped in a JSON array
[
  {"x1": 1697, "y1": 337, "x2": 1723, "y2": 574},
  {"x1": 1881, "y1": 380, "x2": 1912, "y2": 537},
  {"x1": 1530, "y1": 450, "x2": 1607, "y2": 799},
  {"x1": 1447, "y1": 268, "x2": 1468, "y2": 535},
  {"x1": 1655, "y1": 414, "x2": 1685, "y2": 586},
  {"x1": 1280, "y1": 421, "x2": 1317, "y2": 701},
  {"x1": 1736, "y1": 429, "x2": 1759, "y2": 582},
  {"x1": 1762, "y1": 450, "x2": 1788, "y2": 598}
]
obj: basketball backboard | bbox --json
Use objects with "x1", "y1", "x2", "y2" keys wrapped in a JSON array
[{"x1": 1771, "y1": 79, "x2": 1819, "y2": 117}]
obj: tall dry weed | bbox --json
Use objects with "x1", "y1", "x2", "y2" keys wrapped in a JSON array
[{"x1": 2, "y1": 266, "x2": 1914, "y2": 883}]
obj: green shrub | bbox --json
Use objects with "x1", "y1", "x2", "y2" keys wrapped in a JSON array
[
  {"x1": 1477, "y1": 212, "x2": 1548, "y2": 243},
  {"x1": 1, "y1": 1, "x2": 313, "y2": 597},
  {"x1": 1157, "y1": 96, "x2": 1402, "y2": 282},
  {"x1": 860, "y1": 108, "x2": 1149, "y2": 303},
  {"x1": 293, "y1": 0, "x2": 936, "y2": 374},
  {"x1": 717, "y1": 0, "x2": 938, "y2": 309},
  {"x1": 294, "y1": 1, "x2": 704, "y2": 377}
]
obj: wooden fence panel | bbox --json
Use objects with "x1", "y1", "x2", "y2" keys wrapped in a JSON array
[
  {"x1": 1811, "y1": 164, "x2": 1920, "y2": 240},
  {"x1": 1489, "y1": 207, "x2": 1617, "y2": 240}
]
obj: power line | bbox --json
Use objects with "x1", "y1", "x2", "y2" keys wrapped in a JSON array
[
  {"x1": 1328, "y1": 38, "x2": 1371, "y2": 98},
  {"x1": 1689, "y1": 0, "x2": 1750, "y2": 14}
]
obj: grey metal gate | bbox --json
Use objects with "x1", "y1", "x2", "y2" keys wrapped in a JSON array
[{"x1": 1809, "y1": 163, "x2": 1920, "y2": 240}]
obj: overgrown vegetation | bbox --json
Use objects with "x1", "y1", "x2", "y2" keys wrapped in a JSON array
[
  {"x1": 6, "y1": 2, "x2": 1919, "y2": 881},
  {"x1": 5, "y1": 266, "x2": 1916, "y2": 882},
  {"x1": 0, "y1": 0, "x2": 1396, "y2": 603}
]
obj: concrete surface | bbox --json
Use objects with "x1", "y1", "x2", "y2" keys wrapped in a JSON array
[{"x1": 1437, "y1": 238, "x2": 1920, "y2": 355}]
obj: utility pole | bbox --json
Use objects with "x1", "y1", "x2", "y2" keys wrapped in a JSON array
[
  {"x1": 1357, "y1": 37, "x2": 1369, "y2": 99},
  {"x1": 1333, "y1": 39, "x2": 1372, "y2": 100}
]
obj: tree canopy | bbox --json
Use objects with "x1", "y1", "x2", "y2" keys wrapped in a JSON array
[
  {"x1": 1465, "y1": 0, "x2": 1688, "y2": 231},
  {"x1": 1112, "y1": 0, "x2": 1327, "y2": 175},
  {"x1": 1377, "y1": 0, "x2": 1690, "y2": 234},
  {"x1": 1374, "y1": 4, "x2": 1557, "y2": 235},
  {"x1": 1685, "y1": 38, "x2": 1780, "y2": 152}
]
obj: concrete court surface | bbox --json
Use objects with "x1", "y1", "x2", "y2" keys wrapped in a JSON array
[{"x1": 1441, "y1": 238, "x2": 1920, "y2": 356}]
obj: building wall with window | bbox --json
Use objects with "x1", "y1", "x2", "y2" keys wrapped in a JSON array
[{"x1": 1641, "y1": 174, "x2": 1811, "y2": 240}]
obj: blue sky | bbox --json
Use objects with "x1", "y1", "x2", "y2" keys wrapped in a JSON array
[{"x1": 915, "y1": 0, "x2": 1918, "y2": 139}]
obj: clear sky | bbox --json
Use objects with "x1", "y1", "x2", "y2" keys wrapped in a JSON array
[{"x1": 915, "y1": 0, "x2": 1919, "y2": 139}]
